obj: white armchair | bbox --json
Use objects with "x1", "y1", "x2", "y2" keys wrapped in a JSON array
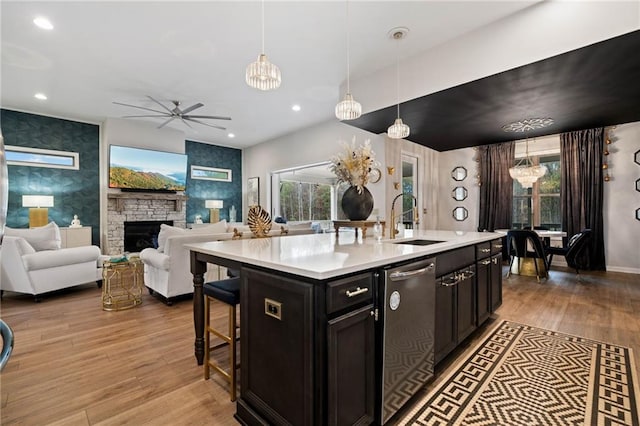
[
  {"x1": 140, "y1": 231, "x2": 233, "y2": 305},
  {"x1": 1, "y1": 235, "x2": 102, "y2": 302}
]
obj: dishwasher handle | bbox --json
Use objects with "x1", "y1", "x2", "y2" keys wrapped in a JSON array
[{"x1": 388, "y1": 263, "x2": 435, "y2": 281}]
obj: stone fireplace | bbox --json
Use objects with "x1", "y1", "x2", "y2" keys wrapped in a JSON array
[{"x1": 107, "y1": 193, "x2": 187, "y2": 255}]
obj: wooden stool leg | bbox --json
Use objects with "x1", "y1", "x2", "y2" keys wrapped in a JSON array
[
  {"x1": 204, "y1": 296, "x2": 210, "y2": 380},
  {"x1": 229, "y1": 304, "x2": 237, "y2": 401}
]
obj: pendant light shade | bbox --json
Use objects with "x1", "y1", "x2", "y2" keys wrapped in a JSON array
[
  {"x1": 246, "y1": 0, "x2": 281, "y2": 91},
  {"x1": 387, "y1": 118, "x2": 410, "y2": 139},
  {"x1": 508, "y1": 138, "x2": 547, "y2": 188},
  {"x1": 335, "y1": 0, "x2": 361, "y2": 120},
  {"x1": 387, "y1": 28, "x2": 409, "y2": 139},
  {"x1": 246, "y1": 53, "x2": 281, "y2": 91},
  {"x1": 335, "y1": 93, "x2": 362, "y2": 120}
]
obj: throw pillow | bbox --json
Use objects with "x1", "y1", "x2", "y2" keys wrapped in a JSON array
[
  {"x1": 156, "y1": 224, "x2": 186, "y2": 253},
  {"x1": 5, "y1": 222, "x2": 62, "y2": 251}
]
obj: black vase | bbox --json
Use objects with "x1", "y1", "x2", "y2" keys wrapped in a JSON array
[{"x1": 341, "y1": 186, "x2": 374, "y2": 221}]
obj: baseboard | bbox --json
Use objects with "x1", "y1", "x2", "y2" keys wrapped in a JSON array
[{"x1": 606, "y1": 265, "x2": 640, "y2": 275}]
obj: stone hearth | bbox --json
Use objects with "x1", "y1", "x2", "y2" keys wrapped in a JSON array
[{"x1": 107, "y1": 193, "x2": 187, "y2": 255}]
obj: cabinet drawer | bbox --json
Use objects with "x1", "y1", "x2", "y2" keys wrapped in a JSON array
[
  {"x1": 327, "y1": 273, "x2": 373, "y2": 315},
  {"x1": 476, "y1": 242, "x2": 492, "y2": 259},
  {"x1": 491, "y1": 239, "x2": 504, "y2": 255},
  {"x1": 436, "y1": 246, "x2": 475, "y2": 277}
]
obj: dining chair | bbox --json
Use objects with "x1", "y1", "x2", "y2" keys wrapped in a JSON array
[
  {"x1": 506, "y1": 230, "x2": 549, "y2": 282},
  {"x1": 546, "y1": 229, "x2": 592, "y2": 274}
]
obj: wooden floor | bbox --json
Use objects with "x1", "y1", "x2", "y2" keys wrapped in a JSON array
[{"x1": 1, "y1": 267, "x2": 639, "y2": 425}]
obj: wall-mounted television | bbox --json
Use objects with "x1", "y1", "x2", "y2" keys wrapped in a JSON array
[{"x1": 109, "y1": 145, "x2": 188, "y2": 192}]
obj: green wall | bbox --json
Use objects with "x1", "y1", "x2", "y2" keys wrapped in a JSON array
[
  {"x1": 185, "y1": 140, "x2": 242, "y2": 223},
  {"x1": 2, "y1": 109, "x2": 101, "y2": 244}
]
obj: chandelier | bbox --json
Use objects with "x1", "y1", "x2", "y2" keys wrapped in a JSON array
[
  {"x1": 246, "y1": 0, "x2": 281, "y2": 91},
  {"x1": 335, "y1": 0, "x2": 362, "y2": 120},
  {"x1": 508, "y1": 138, "x2": 547, "y2": 188},
  {"x1": 387, "y1": 28, "x2": 410, "y2": 139}
]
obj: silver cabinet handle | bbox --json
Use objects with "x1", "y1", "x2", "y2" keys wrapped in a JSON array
[
  {"x1": 389, "y1": 263, "x2": 434, "y2": 280},
  {"x1": 481, "y1": 259, "x2": 491, "y2": 265},
  {"x1": 441, "y1": 277, "x2": 459, "y2": 287},
  {"x1": 481, "y1": 248, "x2": 491, "y2": 253},
  {"x1": 346, "y1": 287, "x2": 369, "y2": 297},
  {"x1": 458, "y1": 270, "x2": 475, "y2": 280},
  {"x1": 492, "y1": 257, "x2": 499, "y2": 264},
  {"x1": 493, "y1": 244, "x2": 503, "y2": 249}
]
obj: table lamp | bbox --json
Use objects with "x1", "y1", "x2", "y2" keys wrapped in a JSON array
[
  {"x1": 205, "y1": 199, "x2": 223, "y2": 223},
  {"x1": 22, "y1": 195, "x2": 54, "y2": 228}
]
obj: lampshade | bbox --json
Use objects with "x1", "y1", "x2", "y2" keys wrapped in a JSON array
[
  {"x1": 508, "y1": 138, "x2": 547, "y2": 188},
  {"x1": 22, "y1": 195, "x2": 54, "y2": 208},
  {"x1": 387, "y1": 28, "x2": 410, "y2": 140},
  {"x1": 205, "y1": 200, "x2": 223, "y2": 209},
  {"x1": 246, "y1": 0, "x2": 281, "y2": 91},
  {"x1": 335, "y1": 0, "x2": 361, "y2": 121},
  {"x1": 387, "y1": 118, "x2": 410, "y2": 139},
  {"x1": 335, "y1": 93, "x2": 362, "y2": 121}
]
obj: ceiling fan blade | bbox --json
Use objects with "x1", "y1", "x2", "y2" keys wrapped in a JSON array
[
  {"x1": 113, "y1": 102, "x2": 168, "y2": 115},
  {"x1": 180, "y1": 103, "x2": 204, "y2": 115},
  {"x1": 147, "y1": 95, "x2": 174, "y2": 114},
  {"x1": 184, "y1": 117, "x2": 227, "y2": 130},
  {"x1": 158, "y1": 116, "x2": 177, "y2": 129},
  {"x1": 184, "y1": 114, "x2": 232, "y2": 121},
  {"x1": 180, "y1": 117, "x2": 193, "y2": 129},
  {"x1": 122, "y1": 114, "x2": 169, "y2": 118}
]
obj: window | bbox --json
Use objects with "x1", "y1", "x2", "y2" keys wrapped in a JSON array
[
  {"x1": 6, "y1": 145, "x2": 79, "y2": 170},
  {"x1": 271, "y1": 162, "x2": 336, "y2": 222},
  {"x1": 512, "y1": 155, "x2": 561, "y2": 230}
]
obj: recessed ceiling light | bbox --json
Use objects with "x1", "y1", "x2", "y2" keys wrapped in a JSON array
[
  {"x1": 227, "y1": 133, "x2": 235, "y2": 138},
  {"x1": 34, "y1": 93, "x2": 47, "y2": 100},
  {"x1": 292, "y1": 105, "x2": 301, "y2": 112},
  {"x1": 33, "y1": 16, "x2": 54, "y2": 30}
]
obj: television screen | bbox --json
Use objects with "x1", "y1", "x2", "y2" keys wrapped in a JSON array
[{"x1": 109, "y1": 145, "x2": 188, "y2": 191}]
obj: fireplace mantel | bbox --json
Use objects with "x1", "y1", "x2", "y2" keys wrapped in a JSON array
[{"x1": 108, "y1": 193, "x2": 188, "y2": 212}]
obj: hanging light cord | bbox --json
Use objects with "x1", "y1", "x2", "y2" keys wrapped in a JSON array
[
  {"x1": 346, "y1": 1, "x2": 351, "y2": 94},
  {"x1": 395, "y1": 33, "x2": 400, "y2": 119},
  {"x1": 261, "y1": 0, "x2": 265, "y2": 54}
]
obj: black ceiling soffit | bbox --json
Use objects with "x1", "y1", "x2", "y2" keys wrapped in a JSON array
[{"x1": 347, "y1": 30, "x2": 640, "y2": 152}]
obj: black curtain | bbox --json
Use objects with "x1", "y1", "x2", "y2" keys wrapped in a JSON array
[
  {"x1": 478, "y1": 142, "x2": 515, "y2": 232},
  {"x1": 559, "y1": 128, "x2": 606, "y2": 270}
]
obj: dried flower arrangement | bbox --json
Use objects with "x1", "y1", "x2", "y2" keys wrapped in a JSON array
[{"x1": 329, "y1": 137, "x2": 379, "y2": 194}]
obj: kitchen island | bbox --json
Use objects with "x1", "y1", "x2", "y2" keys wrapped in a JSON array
[{"x1": 187, "y1": 230, "x2": 503, "y2": 425}]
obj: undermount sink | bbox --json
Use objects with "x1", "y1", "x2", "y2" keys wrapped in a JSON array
[{"x1": 392, "y1": 239, "x2": 445, "y2": 246}]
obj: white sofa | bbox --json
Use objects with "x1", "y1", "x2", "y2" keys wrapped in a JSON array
[
  {"x1": 1, "y1": 223, "x2": 102, "y2": 302},
  {"x1": 139, "y1": 221, "x2": 314, "y2": 305}
]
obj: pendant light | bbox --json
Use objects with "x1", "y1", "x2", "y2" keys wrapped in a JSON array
[
  {"x1": 508, "y1": 137, "x2": 548, "y2": 188},
  {"x1": 335, "y1": 0, "x2": 362, "y2": 120},
  {"x1": 246, "y1": 0, "x2": 281, "y2": 91},
  {"x1": 503, "y1": 118, "x2": 553, "y2": 188},
  {"x1": 387, "y1": 28, "x2": 410, "y2": 139}
]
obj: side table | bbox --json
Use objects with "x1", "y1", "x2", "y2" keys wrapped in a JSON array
[
  {"x1": 333, "y1": 220, "x2": 386, "y2": 239},
  {"x1": 101, "y1": 258, "x2": 144, "y2": 311}
]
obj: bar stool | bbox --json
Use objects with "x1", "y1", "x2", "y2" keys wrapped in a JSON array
[{"x1": 203, "y1": 277, "x2": 240, "y2": 401}]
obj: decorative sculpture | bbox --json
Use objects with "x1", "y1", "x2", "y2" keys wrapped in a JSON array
[{"x1": 247, "y1": 205, "x2": 272, "y2": 238}]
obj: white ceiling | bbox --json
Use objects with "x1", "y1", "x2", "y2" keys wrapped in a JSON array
[{"x1": 1, "y1": 1, "x2": 538, "y2": 149}]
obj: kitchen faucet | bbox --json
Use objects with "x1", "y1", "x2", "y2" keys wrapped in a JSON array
[{"x1": 390, "y1": 193, "x2": 419, "y2": 239}]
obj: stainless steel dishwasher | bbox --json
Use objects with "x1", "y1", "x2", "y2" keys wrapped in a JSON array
[{"x1": 380, "y1": 257, "x2": 436, "y2": 424}]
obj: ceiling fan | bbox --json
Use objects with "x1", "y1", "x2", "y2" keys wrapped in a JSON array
[{"x1": 113, "y1": 95, "x2": 231, "y2": 130}]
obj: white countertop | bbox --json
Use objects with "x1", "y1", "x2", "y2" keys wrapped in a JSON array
[{"x1": 186, "y1": 230, "x2": 501, "y2": 280}]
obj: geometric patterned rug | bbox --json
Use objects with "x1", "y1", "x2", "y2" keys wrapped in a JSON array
[{"x1": 399, "y1": 320, "x2": 640, "y2": 426}]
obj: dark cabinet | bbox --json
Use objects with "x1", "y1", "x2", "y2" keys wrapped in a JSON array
[
  {"x1": 456, "y1": 265, "x2": 476, "y2": 342},
  {"x1": 490, "y1": 253, "x2": 503, "y2": 311},
  {"x1": 328, "y1": 305, "x2": 375, "y2": 426},
  {"x1": 239, "y1": 267, "x2": 315, "y2": 426},
  {"x1": 435, "y1": 275, "x2": 456, "y2": 364},
  {"x1": 435, "y1": 265, "x2": 476, "y2": 364},
  {"x1": 476, "y1": 257, "x2": 491, "y2": 324}
]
